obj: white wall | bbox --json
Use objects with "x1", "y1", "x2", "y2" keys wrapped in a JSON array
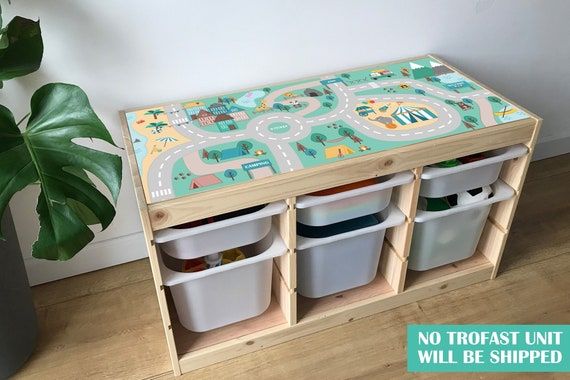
[{"x1": 2, "y1": 0, "x2": 568, "y2": 284}]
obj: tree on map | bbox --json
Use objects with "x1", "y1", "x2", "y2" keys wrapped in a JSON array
[
  {"x1": 323, "y1": 102, "x2": 333, "y2": 109},
  {"x1": 238, "y1": 140, "x2": 253, "y2": 154},
  {"x1": 431, "y1": 77, "x2": 441, "y2": 83},
  {"x1": 463, "y1": 121, "x2": 477, "y2": 131},
  {"x1": 146, "y1": 121, "x2": 167, "y2": 134},
  {"x1": 326, "y1": 95, "x2": 335, "y2": 101},
  {"x1": 339, "y1": 127, "x2": 362, "y2": 144},
  {"x1": 323, "y1": 88, "x2": 332, "y2": 95},
  {"x1": 296, "y1": 142, "x2": 307, "y2": 152},
  {"x1": 464, "y1": 116, "x2": 478, "y2": 124},
  {"x1": 462, "y1": 98, "x2": 474, "y2": 105},
  {"x1": 224, "y1": 169, "x2": 238, "y2": 181},
  {"x1": 263, "y1": 87, "x2": 271, "y2": 94},
  {"x1": 488, "y1": 96, "x2": 503, "y2": 105},
  {"x1": 306, "y1": 148, "x2": 317, "y2": 158},
  {"x1": 145, "y1": 109, "x2": 164, "y2": 120},
  {"x1": 445, "y1": 99, "x2": 456, "y2": 106},
  {"x1": 340, "y1": 73, "x2": 351, "y2": 79},
  {"x1": 273, "y1": 103, "x2": 288, "y2": 112},
  {"x1": 311, "y1": 133, "x2": 328, "y2": 146},
  {"x1": 208, "y1": 150, "x2": 221, "y2": 162},
  {"x1": 339, "y1": 127, "x2": 354, "y2": 137},
  {"x1": 415, "y1": 89, "x2": 426, "y2": 96}
]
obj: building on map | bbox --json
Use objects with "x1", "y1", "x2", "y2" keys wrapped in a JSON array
[
  {"x1": 430, "y1": 61, "x2": 453, "y2": 76},
  {"x1": 221, "y1": 147, "x2": 247, "y2": 160},
  {"x1": 214, "y1": 114, "x2": 237, "y2": 132},
  {"x1": 183, "y1": 101, "x2": 207, "y2": 117},
  {"x1": 227, "y1": 106, "x2": 250, "y2": 121},
  {"x1": 410, "y1": 62, "x2": 435, "y2": 80},
  {"x1": 193, "y1": 109, "x2": 216, "y2": 126},
  {"x1": 190, "y1": 174, "x2": 222, "y2": 189},
  {"x1": 391, "y1": 105, "x2": 437, "y2": 125},
  {"x1": 303, "y1": 88, "x2": 323, "y2": 97},
  {"x1": 208, "y1": 102, "x2": 229, "y2": 115},
  {"x1": 324, "y1": 145, "x2": 354, "y2": 159}
]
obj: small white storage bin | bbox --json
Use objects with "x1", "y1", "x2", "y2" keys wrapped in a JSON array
[
  {"x1": 409, "y1": 180, "x2": 515, "y2": 271},
  {"x1": 420, "y1": 144, "x2": 527, "y2": 197},
  {"x1": 296, "y1": 171, "x2": 414, "y2": 226},
  {"x1": 296, "y1": 204, "x2": 405, "y2": 298},
  {"x1": 155, "y1": 201, "x2": 286, "y2": 259},
  {"x1": 158, "y1": 230, "x2": 287, "y2": 332}
]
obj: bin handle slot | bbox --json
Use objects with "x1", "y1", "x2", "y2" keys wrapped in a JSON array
[
  {"x1": 296, "y1": 171, "x2": 414, "y2": 209},
  {"x1": 154, "y1": 201, "x2": 287, "y2": 243},
  {"x1": 415, "y1": 179, "x2": 515, "y2": 223},
  {"x1": 297, "y1": 203, "x2": 406, "y2": 250},
  {"x1": 158, "y1": 230, "x2": 287, "y2": 286},
  {"x1": 421, "y1": 144, "x2": 528, "y2": 180}
]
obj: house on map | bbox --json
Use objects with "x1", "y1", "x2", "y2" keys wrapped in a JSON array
[
  {"x1": 430, "y1": 61, "x2": 453, "y2": 76},
  {"x1": 190, "y1": 174, "x2": 221, "y2": 189},
  {"x1": 193, "y1": 109, "x2": 216, "y2": 126},
  {"x1": 214, "y1": 114, "x2": 237, "y2": 132},
  {"x1": 391, "y1": 105, "x2": 437, "y2": 125},
  {"x1": 227, "y1": 106, "x2": 250, "y2": 121},
  {"x1": 325, "y1": 145, "x2": 354, "y2": 159},
  {"x1": 221, "y1": 146, "x2": 247, "y2": 160},
  {"x1": 410, "y1": 62, "x2": 435, "y2": 80},
  {"x1": 183, "y1": 101, "x2": 207, "y2": 117},
  {"x1": 208, "y1": 102, "x2": 229, "y2": 115}
]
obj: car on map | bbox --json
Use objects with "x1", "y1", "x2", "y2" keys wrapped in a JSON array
[
  {"x1": 355, "y1": 105, "x2": 376, "y2": 117},
  {"x1": 370, "y1": 69, "x2": 394, "y2": 80},
  {"x1": 456, "y1": 101, "x2": 473, "y2": 110}
]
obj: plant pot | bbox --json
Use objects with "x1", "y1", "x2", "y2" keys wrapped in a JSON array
[{"x1": 0, "y1": 207, "x2": 37, "y2": 378}]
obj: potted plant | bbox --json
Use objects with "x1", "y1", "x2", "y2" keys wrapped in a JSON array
[{"x1": 0, "y1": 7, "x2": 122, "y2": 377}]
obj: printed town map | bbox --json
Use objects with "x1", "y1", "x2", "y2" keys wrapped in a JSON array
[{"x1": 125, "y1": 56, "x2": 529, "y2": 204}]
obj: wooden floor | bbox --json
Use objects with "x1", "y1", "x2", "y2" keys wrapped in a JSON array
[{"x1": 14, "y1": 154, "x2": 570, "y2": 380}]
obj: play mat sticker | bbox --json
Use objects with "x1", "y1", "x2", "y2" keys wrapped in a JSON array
[{"x1": 125, "y1": 56, "x2": 530, "y2": 204}]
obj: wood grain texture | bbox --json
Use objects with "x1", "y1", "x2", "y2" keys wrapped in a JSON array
[{"x1": 14, "y1": 154, "x2": 568, "y2": 380}]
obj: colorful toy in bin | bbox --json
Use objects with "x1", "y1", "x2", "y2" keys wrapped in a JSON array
[
  {"x1": 181, "y1": 248, "x2": 246, "y2": 273},
  {"x1": 432, "y1": 158, "x2": 461, "y2": 168},
  {"x1": 418, "y1": 197, "x2": 451, "y2": 211},
  {"x1": 456, "y1": 185, "x2": 493, "y2": 206}
]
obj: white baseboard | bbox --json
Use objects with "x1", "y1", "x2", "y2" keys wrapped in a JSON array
[
  {"x1": 533, "y1": 137, "x2": 570, "y2": 161},
  {"x1": 24, "y1": 232, "x2": 147, "y2": 286}
]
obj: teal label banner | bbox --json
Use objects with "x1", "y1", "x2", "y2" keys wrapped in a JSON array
[{"x1": 408, "y1": 325, "x2": 570, "y2": 372}]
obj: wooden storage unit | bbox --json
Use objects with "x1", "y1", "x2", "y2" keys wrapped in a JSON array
[{"x1": 120, "y1": 55, "x2": 541, "y2": 375}]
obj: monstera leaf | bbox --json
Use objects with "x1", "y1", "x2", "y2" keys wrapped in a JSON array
[
  {"x1": 0, "y1": 83, "x2": 122, "y2": 260},
  {"x1": 0, "y1": 13, "x2": 43, "y2": 86}
]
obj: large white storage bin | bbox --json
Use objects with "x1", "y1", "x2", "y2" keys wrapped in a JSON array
[
  {"x1": 155, "y1": 201, "x2": 286, "y2": 259},
  {"x1": 409, "y1": 180, "x2": 515, "y2": 271},
  {"x1": 159, "y1": 230, "x2": 286, "y2": 332},
  {"x1": 296, "y1": 204, "x2": 405, "y2": 298},
  {"x1": 420, "y1": 144, "x2": 527, "y2": 198},
  {"x1": 296, "y1": 171, "x2": 413, "y2": 226}
]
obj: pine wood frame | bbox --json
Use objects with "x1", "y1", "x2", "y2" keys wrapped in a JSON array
[{"x1": 119, "y1": 56, "x2": 541, "y2": 375}]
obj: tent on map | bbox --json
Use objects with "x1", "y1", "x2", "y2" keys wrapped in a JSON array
[{"x1": 391, "y1": 105, "x2": 437, "y2": 125}]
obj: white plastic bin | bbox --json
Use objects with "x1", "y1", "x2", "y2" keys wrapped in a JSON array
[
  {"x1": 296, "y1": 171, "x2": 413, "y2": 226},
  {"x1": 420, "y1": 144, "x2": 527, "y2": 197},
  {"x1": 409, "y1": 180, "x2": 515, "y2": 271},
  {"x1": 296, "y1": 204, "x2": 405, "y2": 298},
  {"x1": 159, "y1": 230, "x2": 287, "y2": 332},
  {"x1": 155, "y1": 201, "x2": 286, "y2": 259}
]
